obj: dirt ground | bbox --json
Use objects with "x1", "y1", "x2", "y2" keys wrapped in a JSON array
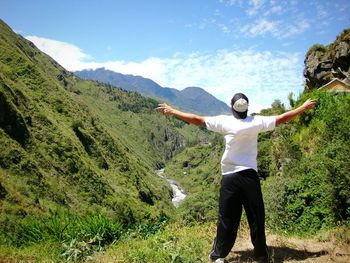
[{"x1": 226, "y1": 230, "x2": 350, "y2": 263}]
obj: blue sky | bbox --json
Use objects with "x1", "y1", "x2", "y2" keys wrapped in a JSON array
[{"x1": 1, "y1": 0, "x2": 349, "y2": 113}]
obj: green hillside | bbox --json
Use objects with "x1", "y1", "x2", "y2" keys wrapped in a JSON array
[{"x1": 0, "y1": 19, "x2": 211, "y2": 257}]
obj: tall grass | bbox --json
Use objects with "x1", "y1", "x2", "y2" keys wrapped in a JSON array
[
  {"x1": 1, "y1": 210, "x2": 123, "y2": 261},
  {"x1": 0, "y1": 210, "x2": 172, "y2": 262},
  {"x1": 93, "y1": 222, "x2": 216, "y2": 263}
]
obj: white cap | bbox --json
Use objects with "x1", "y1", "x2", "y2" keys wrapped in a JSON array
[{"x1": 232, "y1": 98, "x2": 248, "y2": 112}]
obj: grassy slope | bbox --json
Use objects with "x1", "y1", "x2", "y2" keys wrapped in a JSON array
[
  {"x1": 0, "y1": 19, "x2": 164, "y2": 223},
  {"x1": 0, "y1": 18, "x2": 211, "y2": 249}
]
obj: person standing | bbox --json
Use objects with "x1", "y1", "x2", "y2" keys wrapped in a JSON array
[{"x1": 157, "y1": 93, "x2": 317, "y2": 263}]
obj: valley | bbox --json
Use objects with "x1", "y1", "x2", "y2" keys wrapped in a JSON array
[{"x1": 0, "y1": 19, "x2": 349, "y2": 262}]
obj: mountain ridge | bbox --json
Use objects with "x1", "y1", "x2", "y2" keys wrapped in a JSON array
[{"x1": 75, "y1": 68, "x2": 231, "y2": 115}]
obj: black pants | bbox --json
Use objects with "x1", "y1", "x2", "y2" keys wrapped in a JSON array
[{"x1": 210, "y1": 169, "x2": 268, "y2": 260}]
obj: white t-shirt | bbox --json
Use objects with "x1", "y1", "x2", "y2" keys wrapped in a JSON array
[{"x1": 205, "y1": 115, "x2": 276, "y2": 175}]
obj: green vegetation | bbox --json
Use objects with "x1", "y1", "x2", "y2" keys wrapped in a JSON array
[
  {"x1": 306, "y1": 44, "x2": 327, "y2": 58},
  {"x1": 93, "y1": 222, "x2": 216, "y2": 263},
  {"x1": 0, "y1": 210, "x2": 169, "y2": 261},
  {"x1": 0, "y1": 19, "x2": 210, "y2": 261},
  {"x1": 2, "y1": 211, "x2": 123, "y2": 261},
  {"x1": 262, "y1": 90, "x2": 350, "y2": 235},
  {"x1": 0, "y1": 19, "x2": 349, "y2": 262},
  {"x1": 163, "y1": 90, "x2": 350, "y2": 237},
  {"x1": 164, "y1": 135, "x2": 223, "y2": 224}
]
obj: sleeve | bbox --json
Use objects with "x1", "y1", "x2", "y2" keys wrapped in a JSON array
[
  {"x1": 205, "y1": 116, "x2": 225, "y2": 133},
  {"x1": 260, "y1": 116, "x2": 276, "y2": 132}
]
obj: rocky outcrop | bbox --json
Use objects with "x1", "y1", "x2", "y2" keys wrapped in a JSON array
[{"x1": 304, "y1": 29, "x2": 350, "y2": 90}]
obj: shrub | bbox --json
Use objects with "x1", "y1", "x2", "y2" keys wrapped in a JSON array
[
  {"x1": 306, "y1": 44, "x2": 326, "y2": 58},
  {"x1": 263, "y1": 90, "x2": 350, "y2": 235}
]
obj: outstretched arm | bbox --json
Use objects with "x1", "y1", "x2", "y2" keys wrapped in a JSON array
[
  {"x1": 276, "y1": 99, "x2": 317, "y2": 126},
  {"x1": 156, "y1": 103, "x2": 206, "y2": 126}
]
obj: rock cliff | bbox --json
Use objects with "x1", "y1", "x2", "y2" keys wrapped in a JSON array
[{"x1": 304, "y1": 29, "x2": 350, "y2": 90}]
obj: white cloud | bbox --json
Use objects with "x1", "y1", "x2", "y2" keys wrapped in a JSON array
[
  {"x1": 26, "y1": 36, "x2": 91, "y2": 70},
  {"x1": 26, "y1": 35, "x2": 303, "y2": 113},
  {"x1": 335, "y1": 3, "x2": 349, "y2": 12},
  {"x1": 222, "y1": 0, "x2": 244, "y2": 7},
  {"x1": 217, "y1": 0, "x2": 320, "y2": 41},
  {"x1": 316, "y1": 4, "x2": 328, "y2": 19},
  {"x1": 279, "y1": 18, "x2": 310, "y2": 39},
  {"x1": 241, "y1": 18, "x2": 280, "y2": 37},
  {"x1": 14, "y1": 29, "x2": 23, "y2": 34},
  {"x1": 263, "y1": 4, "x2": 283, "y2": 16},
  {"x1": 219, "y1": 23, "x2": 231, "y2": 34},
  {"x1": 246, "y1": 0, "x2": 265, "y2": 16},
  {"x1": 240, "y1": 16, "x2": 310, "y2": 39}
]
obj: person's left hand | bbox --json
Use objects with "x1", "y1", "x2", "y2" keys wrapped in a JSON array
[{"x1": 302, "y1": 99, "x2": 317, "y2": 110}]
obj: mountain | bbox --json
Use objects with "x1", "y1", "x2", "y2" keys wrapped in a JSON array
[
  {"x1": 75, "y1": 68, "x2": 231, "y2": 115},
  {"x1": 304, "y1": 29, "x2": 350, "y2": 90},
  {"x1": 0, "y1": 18, "x2": 212, "y2": 246}
]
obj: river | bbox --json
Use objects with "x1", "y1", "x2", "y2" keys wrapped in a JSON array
[{"x1": 156, "y1": 169, "x2": 187, "y2": 208}]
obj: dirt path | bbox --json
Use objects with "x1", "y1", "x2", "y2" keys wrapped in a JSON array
[{"x1": 226, "y1": 230, "x2": 350, "y2": 263}]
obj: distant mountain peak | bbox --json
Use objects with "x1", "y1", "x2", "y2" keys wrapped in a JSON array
[{"x1": 75, "y1": 69, "x2": 231, "y2": 115}]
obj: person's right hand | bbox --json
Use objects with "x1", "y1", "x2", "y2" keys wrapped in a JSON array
[{"x1": 156, "y1": 103, "x2": 174, "y2": 115}]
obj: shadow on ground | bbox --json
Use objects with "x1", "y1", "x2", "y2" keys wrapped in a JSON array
[{"x1": 227, "y1": 246, "x2": 328, "y2": 262}]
